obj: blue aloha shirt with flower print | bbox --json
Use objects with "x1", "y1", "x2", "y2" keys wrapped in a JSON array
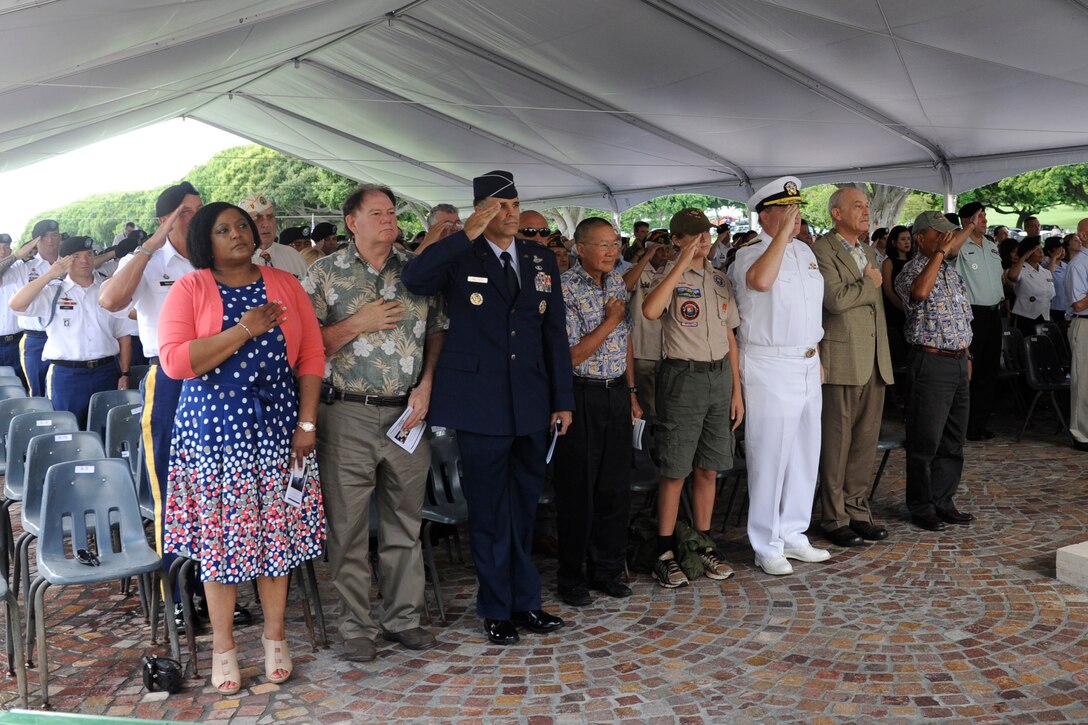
[
  {"x1": 303, "y1": 243, "x2": 448, "y2": 395},
  {"x1": 561, "y1": 260, "x2": 631, "y2": 379}
]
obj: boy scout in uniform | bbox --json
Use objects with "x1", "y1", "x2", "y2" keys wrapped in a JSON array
[{"x1": 642, "y1": 209, "x2": 744, "y2": 588}]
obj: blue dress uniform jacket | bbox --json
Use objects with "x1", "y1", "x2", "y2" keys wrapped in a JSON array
[{"x1": 402, "y1": 232, "x2": 575, "y2": 435}]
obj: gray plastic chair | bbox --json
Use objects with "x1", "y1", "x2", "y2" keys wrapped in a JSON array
[
  {"x1": 0, "y1": 365, "x2": 18, "y2": 378},
  {"x1": 1, "y1": 411, "x2": 79, "y2": 580},
  {"x1": 126, "y1": 364, "x2": 150, "y2": 391},
  {"x1": 421, "y1": 431, "x2": 469, "y2": 624},
  {"x1": 14, "y1": 431, "x2": 106, "y2": 599},
  {"x1": 86, "y1": 389, "x2": 142, "y2": 441},
  {"x1": 0, "y1": 577, "x2": 27, "y2": 707},
  {"x1": 105, "y1": 403, "x2": 144, "y2": 478},
  {"x1": 0, "y1": 397, "x2": 53, "y2": 477},
  {"x1": 0, "y1": 384, "x2": 27, "y2": 401},
  {"x1": 29, "y1": 458, "x2": 179, "y2": 706}
]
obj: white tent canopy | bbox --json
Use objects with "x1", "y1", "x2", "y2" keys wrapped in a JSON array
[{"x1": 4, "y1": 0, "x2": 1088, "y2": 211}]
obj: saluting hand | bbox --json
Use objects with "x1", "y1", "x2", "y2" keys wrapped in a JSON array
[
  {"x1": 239, "y1": 300, "x2": 287, "y2": 337},
  {"x1": 143, "y1": 205, "x2": 184, "y2": 252},
  {"x1": 47, "y1": 256, "x2": 73, "y2": 280},
  {"x1": 463, "y1": 198, "x2": 503, "y2": 240},
  {"x1": 15, "y1": 237, "x2": 39, "y2": 262},
  {"x1": 353, "y1": 298, "x2": 404, "y2": 334}
]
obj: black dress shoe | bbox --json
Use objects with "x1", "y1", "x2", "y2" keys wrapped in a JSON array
[
  {"x1": 849, "y1": 520, "x2": 889, "y2": 541},
  {"x1": 511, "y1": 609, "x2": 564, "y2": 633},
  {"x1": 589, "y1": 580, "x2": 632, "y2": 598},
  {"x1": 824, "y1": 525, "x2": 864, "y2": 547},
  {"x1": 966, "y1": 430, "x2": 996, "y2": 441},
  {"x1": 937, "y1": 507, "x2": 974, "y2": 525},
  {"x1": 911, "y1": 513, "x2": 946, "y2": 532},
  {"x1": 557, "y1": 585, "x2": 592, "y2": 607},
  {"x1": 484, "y1": 619, "x2": 519, "y2": 645},
  {"x1": 1074, "y1": 440, "x2": 1088, "y2": 452}
]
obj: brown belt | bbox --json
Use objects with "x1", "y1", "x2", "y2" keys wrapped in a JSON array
[{"x1": 914, "y1": 345, "x2": 968, "y2": 359}]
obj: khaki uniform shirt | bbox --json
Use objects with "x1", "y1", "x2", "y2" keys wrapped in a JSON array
[
  {"x1": 630, "y1": 264, "x2": 664, "y2": 361},
  {"x1": 655, "y1": 259, "x2": 739, "y2": 362}
]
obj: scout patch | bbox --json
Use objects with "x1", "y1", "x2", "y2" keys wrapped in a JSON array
[
  {"x1": 539, "y1": 300, "x2": 547, "y2": 314},
  {"x1": 470, "y1": 292, "x2": 483, "y2": 306},
  {"x1": 680, "y1": 301, "x2": 700, "y2": 320},
  {"x1": 534, "y1": 272, "x2": 551, "y2": 293},
  {"x1": 713, "y1": 275, "x2": 725, "y2": 286},
  {"x1": 675, "y1": 286, "x2": 702, "y2": 299}
]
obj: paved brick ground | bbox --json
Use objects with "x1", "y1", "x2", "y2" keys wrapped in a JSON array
[{"x1": 1, "y1": 402, "x2": 1087, "y2": 723}]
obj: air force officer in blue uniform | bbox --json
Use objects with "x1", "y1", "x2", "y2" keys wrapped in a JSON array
[{"x1": 402, "y1": 170, "x2": 574, "y2": 645}]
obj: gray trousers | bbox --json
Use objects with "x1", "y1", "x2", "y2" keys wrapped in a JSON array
[
  {"x1": 1070, "y1": 318, "x2": 1088, "y2": 444},
  {"x1": 318, "y1": 401, "x2": 430, "y2": 640}
]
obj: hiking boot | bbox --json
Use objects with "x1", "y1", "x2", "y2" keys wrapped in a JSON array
[
  {"x1": 652, "y1": 551, "x2": 689, "y2": 589},
  {"x1": 699, "y1": 547, "x2": 735, "y2": 580}
]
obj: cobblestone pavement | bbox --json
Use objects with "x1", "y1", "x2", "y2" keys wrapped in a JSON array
[{"x1": 1, "y1": 405, "x2": 1086, "y2": 724}]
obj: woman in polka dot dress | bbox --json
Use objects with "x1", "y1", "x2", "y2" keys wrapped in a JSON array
[{"x1": 158, "y1": 202, "x2": 326, "y2": 695}]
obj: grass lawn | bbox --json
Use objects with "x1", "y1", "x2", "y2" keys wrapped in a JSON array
[{"x1": 985, "y1": 204, "x2": 1088, "y2": 232}]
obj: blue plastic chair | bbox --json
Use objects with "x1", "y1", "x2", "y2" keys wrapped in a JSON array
[
  {"x1": 14, "y1": 431, "x2": 106, "y2": 600},
  {"x1": 105, "y1": 403, "x2": 144, "y2": 479},
  {"x1": 1, "y1": 411, "x2": 78, "y2": 581},
  {"x1": 0, "y1": 398, "x2": 53, "y2": 478},
  {"x1": 29, "y1": 459, "x2": 179, "y2": 706},
  {"x1": 86, "y1": 389, "x2": 142, "y2": 441}
]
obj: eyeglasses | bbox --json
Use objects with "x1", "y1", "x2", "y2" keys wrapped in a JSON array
[
  {"x1": 519, "y1": 227, "x2": 551, "y2": 237},
  {"x1": 583, "y1": 242, "x2": 623, "y2": 251}
]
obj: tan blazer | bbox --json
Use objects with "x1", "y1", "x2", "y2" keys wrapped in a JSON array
[{"x1": 812, "y1": 232, "x2": 894, "y2": 387}]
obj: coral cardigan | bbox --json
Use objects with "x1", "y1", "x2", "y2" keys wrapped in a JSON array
[{"x1": 158, "y1": 266, "x2": 325, "y2": 381}]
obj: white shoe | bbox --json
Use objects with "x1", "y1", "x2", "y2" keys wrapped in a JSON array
[
  {"x1": 782, "y1": 544, "x2": 831, "y2": 563},
  {"x1": 754, "y1": 554, "x2": 793, "y2": 576}
]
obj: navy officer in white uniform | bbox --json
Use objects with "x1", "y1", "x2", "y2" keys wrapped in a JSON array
[
  {"x1": 9, "y1": 236, "x2": 131, "y2": 426},
  {"x1": 730, "y1": 177, "x2": 831, "y2": 576}
]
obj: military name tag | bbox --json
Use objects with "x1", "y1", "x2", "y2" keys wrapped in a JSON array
[
  {"x1": 470, "y1": 292, "x2": 483, "y2": 306},
  {"x1": 159, "y1": 280, "x2": 175, "y2": 287},
  {"x1": 468, "y1": 276, "x2": 488, "y2": 284},
  {"x1": 535, "y1": 272, "x2": 551, "y2": 293}
]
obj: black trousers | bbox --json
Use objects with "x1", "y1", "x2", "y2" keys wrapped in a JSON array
[
  {"x1": 967, "y1": 305, "x2": 1002, "y2": 435},
  {"x1": 905, "y1": 350, "x2": 969, "y2": 516},
  {"x1": 553, "y1": 382, "x2": 632, "y2": 590}
]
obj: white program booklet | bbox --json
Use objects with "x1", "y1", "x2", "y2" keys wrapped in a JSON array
[
  {"x1": 632, "y1": 418, "x2": 647, "y2": 451},
  {"x1": 386, "y1": 407, "x2": 426, "y2": 454}
]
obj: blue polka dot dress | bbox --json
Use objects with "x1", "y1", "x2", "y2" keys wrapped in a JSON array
[{"x1": 164, "y1": 278, "x2": 325, "y2": 584}]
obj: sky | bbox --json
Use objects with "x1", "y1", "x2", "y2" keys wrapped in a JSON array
[{"x1": 0, "y1": 119, "x2": 248, "y2": 240}]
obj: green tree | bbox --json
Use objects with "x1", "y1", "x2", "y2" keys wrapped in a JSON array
[
  {"x1": 619, "y1": 194, "x2": 743, "y2": 232},
  {"x1": 23, "y1": 190, "x2": 159, "y2": 247},
  {"x1": 959, "y1": 168, "x2": 1065, "y2": 227}
]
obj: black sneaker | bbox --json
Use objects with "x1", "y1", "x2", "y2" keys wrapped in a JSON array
[{"x1": 651, "y1": 551, "x2": 689, "y2": 589}]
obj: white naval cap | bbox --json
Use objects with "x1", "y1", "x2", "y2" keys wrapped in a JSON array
[{"x1": 747, "y1": 176, "x2": 803, "y2": 213}]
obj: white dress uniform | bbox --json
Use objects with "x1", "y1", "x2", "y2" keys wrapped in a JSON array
[
  {"x1": 253, "y1": 242, "x2": 309, "y2": 279},
  {"x1": 9, "y1": 256, "x2": 54, "y2": 395},
  {"x1": 731, "y1": 228, "x2": 825, "y2": 561},
  {"x1": 17, "y1": 277, "x2": 128, "y2": 362},
  {"x1": 110, "y1": 239, "x2": 194, "y2": 359}
]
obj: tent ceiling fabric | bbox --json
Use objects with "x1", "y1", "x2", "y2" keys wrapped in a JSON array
[{"x1": 3, "y1": 0, "x2": 1088, "y2": 210}]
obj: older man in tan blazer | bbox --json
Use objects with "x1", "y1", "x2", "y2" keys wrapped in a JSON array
[{"x1": 813, "y1": 187, "x2": 894, "y2": 547}]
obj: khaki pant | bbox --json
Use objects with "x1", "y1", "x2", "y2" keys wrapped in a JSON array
[
  {"x1": 818, "y1": 371, "x2": 885, "y2": 530},
  {"x1": 1071, "y1": 319, "x2": 1088, "y2": 444},
  {"x1": 318, "y1": 401, "x2": 430, "y2": 639}
]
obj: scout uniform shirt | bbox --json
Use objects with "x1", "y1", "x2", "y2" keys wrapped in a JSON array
[
  {"x1": 656, "y1": 258, "x2": 739, "y2": 362},
  {"x1": 630, "y1": 264, "x2": 664, "y2": 362},
  {"x1": 15, "y1": 277, "x2": 129, "y2": 361}
]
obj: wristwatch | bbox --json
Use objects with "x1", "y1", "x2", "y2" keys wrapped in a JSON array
[
  {"x1": 297, "y1": 421, "x2": 316, "y2": 433},
  {"x1": 135, "y1": 245, "x2": 153, "y2": 258}
]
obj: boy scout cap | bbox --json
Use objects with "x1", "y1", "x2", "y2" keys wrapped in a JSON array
[
  {"x1": 912, "y1": 210, "x2": 958, "y2": 234},
  {"x1": 59, "y1": 236, "x2": 94, "y2": 257},
  {"x1": 747, "y1": 176, "x2": 803, "y2": 212},
  {"x1": 669, "y1": 208, "x2": 712, "y2": 237}
]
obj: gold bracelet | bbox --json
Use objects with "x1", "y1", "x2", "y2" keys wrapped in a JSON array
[{"x1": 237, "y1": 322, "x2": 254, "y2": 339}]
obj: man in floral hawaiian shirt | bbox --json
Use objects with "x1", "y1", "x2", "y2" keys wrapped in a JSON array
[{"x1": 304, "y1": 184, "x2": 448, "y2": 662}]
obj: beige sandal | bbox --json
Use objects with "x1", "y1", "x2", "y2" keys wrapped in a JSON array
[
  {"x1": 210, "y1": 647, "x2": 241, "y2": 695},
  {"x1": 262, "y1": 636, "x2": 292, "y2": 684}
]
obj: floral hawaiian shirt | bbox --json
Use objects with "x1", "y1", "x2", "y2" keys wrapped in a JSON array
[
  {"x1": 560, "y1": 261, "x2": 631, "y2": 379},
  {"x1": 303, "y1": 243, "x2": 448, "y2": 395},
  {"x1": 895, "y1": 254, "x2": 973, "y2": 350}
]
